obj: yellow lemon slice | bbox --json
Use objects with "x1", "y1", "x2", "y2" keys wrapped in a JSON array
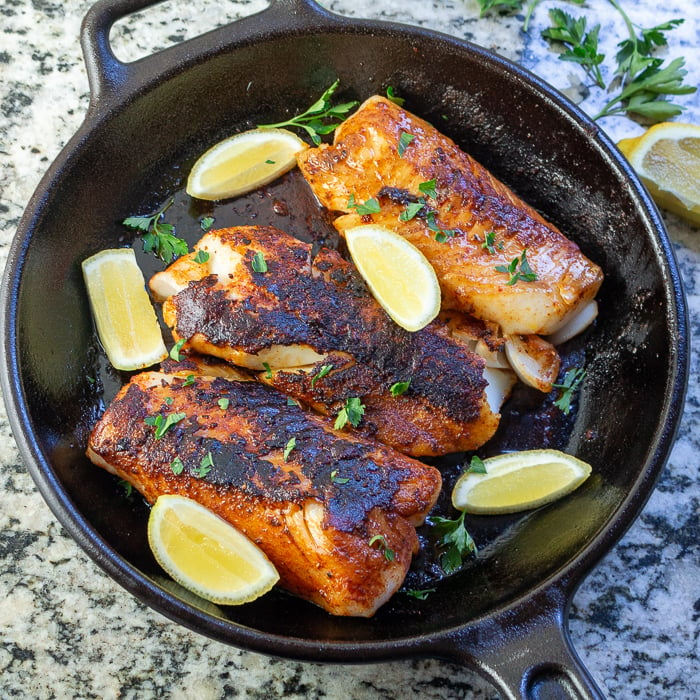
[
  {"x1": 451, "y1": 449, "x2": 592, "y2": 515},
  {"x1": 82, "y1": 248, "x2": 168, "y2": 371},
  {"x1": 618, "y1": 122, "x2": 700, "y2": 226},
  {"x1": 344, "y1": 224, "x2": 441, "y2": 332},
  {"x1": 186, "y1": 127, "x2": 308, "y2": 201},
  {"x1": 147, "y1": 494, "x2": 279, "y2": 605}
]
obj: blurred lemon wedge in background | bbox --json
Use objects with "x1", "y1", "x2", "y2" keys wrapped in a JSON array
[
  {"x1": 187, "y1": 127, "x2": 308, "y2": 201},
  {"x1": 344, "y1": 224, "x2": 441, "y2": 332},
  {"x1": 82, "y1": 248, "x2": 167, "y2": 371},
  {"x1": 618, "y1": 122, "x2": 700, "y2": 226},
  {"x1": 148, "y1": 495, "x2": 279, "y2": 605},
  {"x1": 451, "y1": 449, "x2": 592, "y2": 515}
]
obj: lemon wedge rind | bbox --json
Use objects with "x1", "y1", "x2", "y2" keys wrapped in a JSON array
[
  {"x1": 148, "y1": 494, "x2": 279, "y2": 605},
  {"x1": 451, "y1": 449, "x2": 592, "y2": 515},
  {"x1": 344, "y1": 224, "x2": 441, "y2": 332},
  {"x1": 82, "y1": 248, "x2": 168, "y2": 372},
  {"x1": 186, "y1": 127, "x2": 308, "y2": 201}
]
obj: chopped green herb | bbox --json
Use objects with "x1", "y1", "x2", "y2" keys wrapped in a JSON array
[
  {"x1": 262, "y1": 362, "x2": 273, "y2": 379},
  {"x1": 164, "y1": 396, "x2": 174, "y2": 406},
  {"x1": 369, "y1": 534, "x2": 396, "y2": 561},
  {"x1": 258, "y1": 80, "x2": 359, "y2": 145},
  {"x1": 426, "y1": 210, "x2": 456, "y2": 242},
  {"x1": 169, "y1": 338, "x2": 187, "y2": 361},
  {"x1": 431, "y1": 510, "x2": 477, "y2": 574},
  {"x1": 495, "y1": 249, "x2": 537, "y2": 285},
  {"x1": 122, "y1": 198, "x2": 188, "y2": 264},
  {"x1": 251, "y1": 251, "x2": 268, "y2": 273},
  {"x1": 481, "y1": 230, "x2": 503, "y2": 255},
  {"x1": 144, "y1": 411, "x2": 186, "y2": 439},
  {"x1": 311, "y1": 363, "x2": 333, "y2": 388},
  {"x1": 265, "y1": 159, "x2": 276, "y2": 164},
  {"x1": 476, "y1": 0, "x2": 525, "y2": 17},
  {"x1": 182, "y1": 374, "x2": 195, "y2": 387},
  {"x1": 399, "y1": 201, "x2": 425, "y2": 222},
  {"x1": 552, "y1": 367, "x2": 586, "y2": 415},
  {"x1": 404, "y1": 588, "x2": 436, "y2": 600},
  {"x1": 218, "y1": 398, "x2": 230, "y2": 410},
  {"x1": 194, "y1": 249, "x2": 210, "y2": 264},
  {"x1": 397, "y1": 131, "x2": 415, "y2": 157},
  {"x1": 287, "y1": 397, "x2": 299, "y2": 407},
  {"x1": 193, "y1": 451, "x2": 214, "y2": 478},
  {"x1": 283, "y1": 437, "x2": 297, "y2": 462},
  {"x1": 385, "y1": 86, "x2": 405, "y2": 106},
  {"x1": 334, "y1": 397, "x2": 365, "y2": 430},
  {"x1": 390, "y1": 380, "x2": 411, "y2": 397},
  {"x1": 418, "y1": 179, "x2": 437, "y2": 200},
  {"x1": 330, "y1": 469, "x2": 350, "y2": 485},
  {"x1": 118, "y1": 479, "x2": 133, "y2": 498},
  {"x1": 200, "y1": 216, "x2": 215, "y2": 232},
  {"x1": 466, "y1": 455, "x2": 487, "y2": 474},
  {"x1": 170, "y1": 456, "x2": 185, "y2": 475},
  {"x1": 348, "y1": 194, "x2": 381, "y2": 215}
]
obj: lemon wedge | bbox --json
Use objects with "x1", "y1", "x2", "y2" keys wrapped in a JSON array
[
  {"x1": 147, "y1": 495, "x2": 279, "y2": 605},
  {"x1": 451, "y1": 449, "x2": 592, "y2": 515},
  {"x1": 82, "y1": 248, "x2": 167, "y2": 371},
  {"x1": 186, "y1": 127, "x2": 308, "y2": 201},
  {"x1": 344, "y1": 224, "x2": 441, "y2": 332},
  {"x1": 618, "y1": 122, "x2": 700, "y2": 226}
]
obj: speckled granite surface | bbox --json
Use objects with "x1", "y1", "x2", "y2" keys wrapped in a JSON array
[{"x1": 1, "y1": 0, "x2": 698, "y2": 698}]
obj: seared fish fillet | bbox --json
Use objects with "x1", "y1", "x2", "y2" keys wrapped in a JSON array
[
  {"x1": 86, "y1": 370, "x2": 441, "y2": 617},
  {"x1": 297, "y1": 95, "x2": 603, "y2": 337},
  {"x1": 151, "y1": 226, "x2": 514, "y2": 456}
]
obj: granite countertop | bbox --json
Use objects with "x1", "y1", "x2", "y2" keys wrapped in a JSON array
[{"x1": 1, "y1": 0, "x2": 698, "y2": 697}]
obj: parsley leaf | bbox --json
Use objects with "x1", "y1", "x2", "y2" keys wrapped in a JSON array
[
  {"x1": 200, "y1": 216, "x2": 215, "y2": 232},
  {"x1": 543, "y1": 10, "x2": 605, "y2": 88},
  {"x1": 495, "y1": 249, "x2": 537, "y2": 285},
  {"x1": 418, "y1": 179, "x2": 437, "y2": 200},
  {"x1": 404, "y1": 588, "x2": 436, "y2": 600},
  {"x1": 330, "y1": 469, "x2": 350, "y2": 485},
  {"x1": 144, "y1": 412, "x2": 186, "y2": 439},
  {"x1": 476, "y1": 0, "x2": 525, "y2": 17},
  {"x1": 283, "y1": 437, "x2": 297, "y2": 462},
  {"x1": 311, "y1": 363, "x2": 333, "y2": 388},
  {"x1": 194, "y1": 249, "x2": 210, "y2": 264},
  {"x1": 397, "y1": 131, "x2": 415, "y2": 157},
  {"x1": 334, "y1": 397, "x2": 365, "y2": 430},
  {"x1": 258, "y1": 80, "x2": 359, "y2": 145},
  {"x1": 386, "y1": 86, "x2": 405, "y2": 106},
  {"x1": 369, "y1": 534, "x2": 396, "y2": 561},
  {"x1": 170, "y1": 456, "x2": 185, "y2": 475},
  {"x1": 122, "y1": 198, "x2": 188, "y2": 264},
  {"x1": 262, "y1": 362, "x2": 273, "y2": 379},
  {"x1": 466, "y1": 455, "x2": 487, "y2": 474},
  {"x1": 193, "y1": 451, "x2": 214, "y2": 478},
  {"x1": 552, "y1": 367, "x2": 586, "y2": 414},
  {"x1": 481, "y1": 230, "x2": 503, "y2": 254},
  {"x1": 348, "y1": 194, "x2": 381, "y2": 215},
  {"x1": 218, "y1": 398, "x2": 230, "y2": 410},
  {"x1": 251, "y1": 251, "x2": 268, "y2": 273},
  {"x1": 169, "y1": 338, "x2": 186, "y2": 361},
  {"x1": 399, "y1": 201, "x2": 425, "y2": 221},
  {"x1": 390, "y1": 380, "x2": 411, "y2": 397},
  {"x1": 431, "y1": 510, "x2": 477, "y2": 574}
]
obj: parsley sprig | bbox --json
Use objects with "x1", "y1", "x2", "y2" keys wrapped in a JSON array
[
  {"x1": 495, "y1": 249, "x2": 537, "y2": 285},
  {"x1": 431, "y1": 510, "x2": 477, "y2": 574},
  {"x1": 122, "y1": 198, "x2": 188, "y2": 264},
  {"x1": 475, "y1": 0, "x2": 695, "y2": 123},
  {"x1": 552, "y1": 367, "x2": 586, "y2": 414},
  {"x1": 258, "y1": 80, "x2": 359, "y2": 145},
  {"x1": 334, "y1": 397, "x2": 365, "y2": 430}
]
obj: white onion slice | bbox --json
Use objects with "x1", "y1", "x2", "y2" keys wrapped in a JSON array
[
  {"x1": 504, "y1": 334, "x2": 560, "y2": 393},
  {"x1": 483, "y1": 367, "x2": 517, "y2": 414},
  {"x1": 546, "y1": 300, "x2": 598, "y2": 346}
]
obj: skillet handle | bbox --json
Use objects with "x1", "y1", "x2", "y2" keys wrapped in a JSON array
[
  {"x1": 80, "y1": 0, "x2": 328, "y2": 105},
  {"x1": 433, "y1": 589, "x2": 606, "y2": 699}
]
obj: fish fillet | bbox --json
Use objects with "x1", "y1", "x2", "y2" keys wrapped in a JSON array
[
  {"x1": 296, "y1": 95, "x2": 603, "y2": 337},
  {"x1": 151, "y1": 225, "x2": 514, "y2": 457},
  {"x1": 86, "y1": 369, "x2": 442, "y2": 617}
]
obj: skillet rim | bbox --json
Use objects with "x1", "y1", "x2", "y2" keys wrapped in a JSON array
[{"x1": 0, "y1": 0, "x2": 689, "y2": 663}]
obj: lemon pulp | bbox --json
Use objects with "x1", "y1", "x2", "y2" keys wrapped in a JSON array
[
  {"x1": 82, "y1": 248, "x2": 167, "y2": 371},
  {"x1": 618, "y1": 122, "x2": 700, "y2": 225},
  {"x1": 344, "y1": 224, "x2": 441, "y2": 332},
  {"x1": 452, "y1": 449, "x2": 591, "y2": 515},
  {"x1": 187, "y1": 128, "x2": 308, "y2": 201},
  {"x1": 147, "y1": 495, "x2": 279, "y2": 605}
]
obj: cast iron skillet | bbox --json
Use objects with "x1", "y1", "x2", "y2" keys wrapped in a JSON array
[{"x1": 1, "y1": 0, "x2": 688, "y2": 697}]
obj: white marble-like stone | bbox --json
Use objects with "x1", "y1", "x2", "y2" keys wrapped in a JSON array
[{"x1": 1, "y1": 1, "x2": 698, "y2": 698}]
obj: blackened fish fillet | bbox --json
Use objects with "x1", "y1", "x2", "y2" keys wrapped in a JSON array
[{"x1": 86, "y1": 370, "x2": 441, "y2": 617}]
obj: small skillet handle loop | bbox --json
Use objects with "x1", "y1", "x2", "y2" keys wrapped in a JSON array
[
  {"x1": 80, "y1": 0, "x2": 165, "y2": 103},
  {"x1": 80, "y1": 0, "x2": 329, "y2": 107},
  {"x1": 436, "y1": 589, "x2": 607, "y2": 699}
]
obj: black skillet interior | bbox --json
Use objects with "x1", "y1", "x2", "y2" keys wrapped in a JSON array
[{"x1": 2, "y1": 0, "x2": 687, "y2": 662}]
